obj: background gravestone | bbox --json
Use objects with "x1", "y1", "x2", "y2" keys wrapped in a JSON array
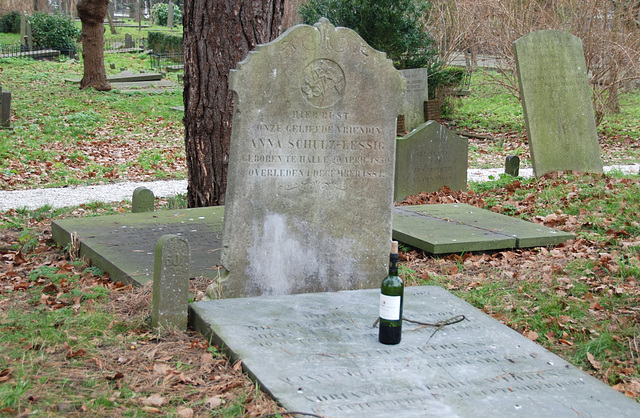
[
  {"x1": 221, "y1": 19, "x2": 405, "y2": 298},
  {"x1": 1, "y1": 87, "x2": 11, "y2": 129},
  {"x1": 514, "y1": 30, "x2": 603, "y2": 177},
  {"x1": 132, "y1": 186, "x2": 155, "y2": 213},
  {"x1": 394, "y1": 121, "x2": 468, "y2": 202},
  {"x1": 398, "y1": 68, "x2": 429, "y2": 133},
  {"x1": 151, "y1": 234, "x2": 190, "y2": 330},
  {"x1": 505, "y1": 155, "x2": 520, "y2": 177}
]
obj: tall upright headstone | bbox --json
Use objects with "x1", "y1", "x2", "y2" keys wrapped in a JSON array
[
  {"x1": 394, "y1": 121, "x2": 468, "y2": 202},
  {"x1": 514, "y1": 30, "x2": 603, "y2": 177},
  {"x1": 398, "y1": 68, "x2": 429, "y2": 133},
  {"x1": 221, "y1": 19, "x2": 405, "y2": 298},
  {"x1": 151, "y1": 235, "x2": 190, "y2": 330}
]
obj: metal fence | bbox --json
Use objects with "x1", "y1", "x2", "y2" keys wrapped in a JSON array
[
  {"x1": 0, "y1": 44, "x2": 76, "y2": 60},
  {"x1": 149, "y1": 52, "x2": 183, "y2": 71},
  {"x1": 0, "y1": 36, "x2": 147, "y2": 60},
  {"x1": 103, "y1": 36, "x2": 146, "y2": 53}
]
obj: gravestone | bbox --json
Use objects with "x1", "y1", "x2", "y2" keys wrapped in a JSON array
[
  {"x1": 221, "y1": 18, "x2": 405, "y2": 298},
  {"x1": 124, "y1": 33, "x2": 134, "y2": 49},
  {"x1": 514, "y1": 30, "x2": 603, "y2": 177},
  {"x1": 20, "y1": 14, "x2": 32, "y2": 49},
  {"x1": 398, "y1": 68, "x2": 429, "y2": 133},
  {"x1": 167, "y1": 1, "x2": 174, "y2": 28},
  {"x1": 190, "y1": 285, "x2": 640, "y2": 417},
  {"x1": 151, "y1": 234, "x2": 190, "y2": 330},
  {"x1": 394, "y1": 121, "x2": 468, "y2": 202},
  {"x1": 505, "y1": 155, "x2": 520, "y2": 177},
  {"x1": 132, "y1": 186, "x2": 155, "y2": 213},
  {"x1": 1, "y1": 87, "x2": 11, "y2": 129}
]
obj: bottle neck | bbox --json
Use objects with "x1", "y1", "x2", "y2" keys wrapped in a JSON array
[{"x1": 389, "y1": 253, "x2": 399, "y2": 276}]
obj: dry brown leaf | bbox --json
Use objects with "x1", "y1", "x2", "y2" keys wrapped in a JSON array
[
  {"x1": 206, "y1": 395, "x2": 223, "y2": 409},
  {"x1": 524, "y1": 330, "x2": 539, "y2": 341},
  {"x1": 143, "y1": 394, "x2": 165, "y2": 407},
  {"x1": 587, "y1": 352, "x2": 601, "y2": 370},
  {"x1": 153, "y1": 363, "x2": 172, "y2": 375},
  {"x1": 66, "y1": 348, "x2": 86, "y2": 359},
  {"x1": 177, "y1": 407, "x2": 194, "y2": 418},
  {"x1": 105, "y1": 371, "x2": 124, "y2": 381},
  {"x1": 141, "y1": 406, "x2": 162, "y2": 413},
  {"x1": 0, "y1": 369, "x2": 11, "y2": 382}
]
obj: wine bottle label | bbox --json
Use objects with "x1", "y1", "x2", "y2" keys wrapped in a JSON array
[{"x1": 379, "y1": 294, "x2": 401, "y2": 320}]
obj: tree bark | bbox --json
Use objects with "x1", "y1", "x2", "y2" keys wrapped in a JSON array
[
  {"x1": 183, "y1": 0, "x2": 284, "y2": 207},
  {"x1": 77, "y1": 0, "x2": 111, "y2": 91}
]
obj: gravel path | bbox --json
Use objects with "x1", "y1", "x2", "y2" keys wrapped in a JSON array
[{"x1": 1, "y1": 165, "x2": 638, "y2": 211}]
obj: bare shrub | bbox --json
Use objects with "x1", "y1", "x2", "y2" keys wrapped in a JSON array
[{"x1": 427, "y1": 0, "x2": 640, "y2": 124}]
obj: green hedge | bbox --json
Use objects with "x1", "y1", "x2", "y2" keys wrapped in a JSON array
[
  {"x1": 28, "y1": 12, "x2": 80, "y2": 51},
  {"x1": 148, "y1": 31, "x2": 182, "y2": 53},
  {"x1": 0, "y1": 11, "x2": 21, "y2": 34}
]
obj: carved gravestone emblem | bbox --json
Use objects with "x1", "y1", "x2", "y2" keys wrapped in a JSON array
[{"x1": 301, "y1": 58, "x2": 345, "y2": 108}]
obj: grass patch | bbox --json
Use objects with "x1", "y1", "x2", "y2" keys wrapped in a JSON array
[{"x1": 0, "y1": 52, "x2": 184, "y2": 190}]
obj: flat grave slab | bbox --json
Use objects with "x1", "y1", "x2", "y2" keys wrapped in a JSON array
[
  {"x1": 51, "y1": 204, "x2": 573, "y2": 286},
  {"x1": 189, "y1": 285, "x2": 640, "y2": 417},
  {"x1": 110, "y1": 80, "x2": 180, "y2": 93},
  {"x1": 65, "y1": 71, "x2": 163, "y2": 84},
  {"x1": 393, "y1": 203, "x2": 573, "y2": 254},
  {"x1": 51, "y1": 207, "x2": 224, "y2": 286}
]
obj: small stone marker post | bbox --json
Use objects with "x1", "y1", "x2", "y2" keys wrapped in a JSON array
[
  {"x1": 398, "y1": 68, "x2": 429, "y2": 133},
  {"x1": 132, "y1": 186, "x2": 154, "y2": 213},
  {"x1": 394, "y1": 121, "x2": 468, "y2": 202},
  {"x1": 514, "y1": 30, "x2": 603, "y2": 177},
  {"x1": 221, "y1": 19, "x2": 405, "y2": 298},
  {"x1": 505, "y1": 155, "x2": 520, "y2": 177},
  {"x1": 1, "y1": 87, "x2": 11, "y2": 130},
  {"x1": 151, "y1": 234, "x2": 190, "y2": 330}
]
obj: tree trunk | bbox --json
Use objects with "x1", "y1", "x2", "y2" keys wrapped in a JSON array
[
  {"x1": 183, "y1": 0, "x2": 284, "y2": 207},
  {"x1": 77, "y1": 0, "x2": 111, "y2": 91},
  {"x1": 283, "y1": 0, "x2": 305, "y2": 29}
]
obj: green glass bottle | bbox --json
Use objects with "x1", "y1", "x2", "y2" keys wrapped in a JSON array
[{"x1": 379, "y1": 240, "x2": 404, "y2": 345}]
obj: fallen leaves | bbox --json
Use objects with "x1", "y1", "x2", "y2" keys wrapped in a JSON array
[
  {"x1": 0, "y1": 368, "x2": 12, "y2": 382},
  {"x1": 143, "y1": 394, "x2": 165, "y2": 407}
]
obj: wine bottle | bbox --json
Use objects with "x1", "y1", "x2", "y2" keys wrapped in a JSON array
[{"x1": 379, "y1": 240, "x2": 404, "y2": 345}]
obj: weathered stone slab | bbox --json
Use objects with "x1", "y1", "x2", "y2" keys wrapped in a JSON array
[
  {"x1": 152, "y1": 234, "x2": 190, "y2": 329},
  {"x1": 51, "y1": 207, "x2": 224, "y2": 286},
  {"x1": 50, "y1": 204, "x2": 572, "y2": 287},
  {"x1": 110, "y1": 80, "x2": 180, "y2": 93},
  {"x1": 132, "y1": 186, "x2": 154, "y2": 213},
  {"x1": 221, "y1": 19, "x2": 405, "y2": 298},
  {"x1": 65, "y1": 71, "x2": 163, "y2": 84},
  {"x1": 189, "y1": 286, "x2": 640, "y2": 417},
  {"x1": 399, "y1": 68, "x2": 429, "y2": 133},
  {"x1": 394, "y1": 121, "x2": 468, "y2": 202},
  {"x1": 393, "y1": 204, "x2": 573, "y2": 254},
  {"x1": 514, "y1": 30, "x2": 603, "y2": 177}
]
